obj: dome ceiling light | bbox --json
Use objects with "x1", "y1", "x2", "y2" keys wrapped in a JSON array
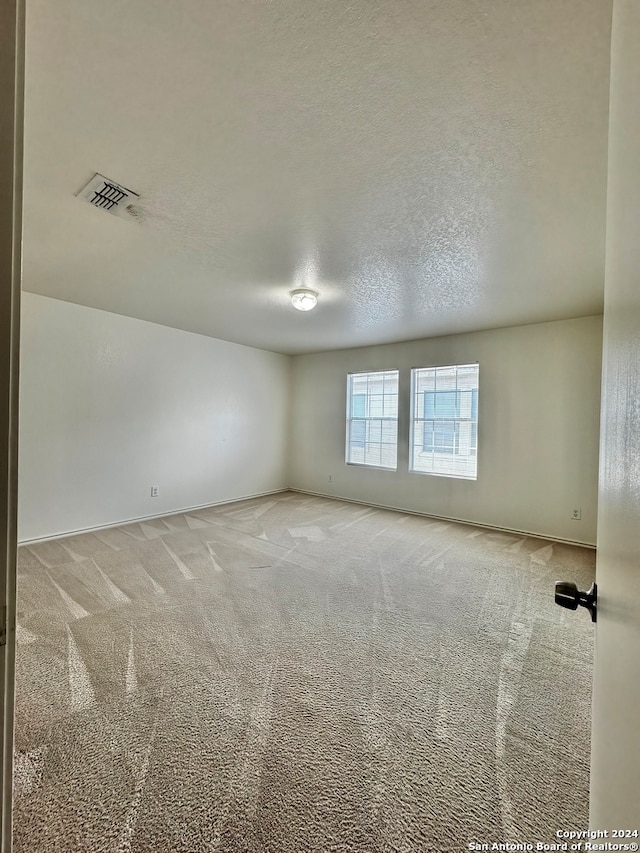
[{"x1": 290, "y1": 288, "x2": 318, "y2": 311}]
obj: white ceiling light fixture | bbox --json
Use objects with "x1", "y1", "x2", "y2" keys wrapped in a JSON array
[{"x1": 290, "y1": 288, "x2": 318, "y2": 311}]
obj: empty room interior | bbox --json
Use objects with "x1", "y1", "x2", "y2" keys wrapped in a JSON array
[{"x1": 12, "y1": 0, "x2": 635, "y2": 851}]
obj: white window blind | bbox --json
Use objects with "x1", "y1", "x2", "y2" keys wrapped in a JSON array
[
  {"x1": 346, "y1": 370, "x2": 399, "y2": 469},
  {"x1": 410, "y1": 363, "x2": 479, "y2": 479}
]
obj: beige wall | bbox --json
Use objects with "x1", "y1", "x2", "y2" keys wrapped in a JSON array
[
  {"x1": 290, "y1": 316, "x2": 603, "y2": 545},
  {"x1": 18, "y1": 293, "x2": 291, "y2": 542}
]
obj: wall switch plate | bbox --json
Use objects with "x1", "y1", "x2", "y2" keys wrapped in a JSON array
[
  {"x1": 151, "y1": 486, "x2": 159, "y2": 497},
  {"x1": 571, "y1": 507, "x2": 581, "y2": 520}
]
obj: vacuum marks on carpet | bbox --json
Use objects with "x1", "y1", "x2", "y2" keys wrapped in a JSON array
[{"x1": 14, "y1": 493, "x2": 595, "y2": 852}]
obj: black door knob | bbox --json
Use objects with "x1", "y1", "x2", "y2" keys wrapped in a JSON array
[{"x1": 554, "y1": 581, "x2": 597, "y2": 623}]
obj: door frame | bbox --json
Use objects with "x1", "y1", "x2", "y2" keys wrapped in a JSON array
[{"x1": 0, "y1": 0, "x2": 25, "y2": 850}]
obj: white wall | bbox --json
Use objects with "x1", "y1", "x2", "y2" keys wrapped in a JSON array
[
  {"x1": 290, "y1": 316, "x2": 603, "y2": 545},
  {"x1": 20, "y1": 298, "x2": 602, "y2": 546},
  {"x1": 18, "y1": 293, "x2": 291, "y2": 541}
]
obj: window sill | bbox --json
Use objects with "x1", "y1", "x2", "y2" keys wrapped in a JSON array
[
  {"x1": 346, "y1": 461, "x2": 397, "y2": 472},
  {"x1": 409, "y1": 468, "x2": 477, "y2": 481}
]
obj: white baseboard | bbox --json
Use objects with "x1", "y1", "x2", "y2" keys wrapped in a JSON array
[
  {"x1": 19, "y1": 486, "x2": 596, "y2": 551},
  {"x1": 289, "y1": 488, "x2": 597, "y2": 550},
  {"x1": 18, "y1": 488, "x2": 291, "y2": 546}
]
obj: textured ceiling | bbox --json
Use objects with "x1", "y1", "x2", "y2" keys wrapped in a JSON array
[{"x1": 22, "y1": 0, "x2": 612, "y2": 355}]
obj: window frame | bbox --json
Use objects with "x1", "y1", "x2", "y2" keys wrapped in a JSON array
[
  {"x1": 409, "y1": 363, "x2": 479, "y2": 480},
  {"x1": 345, "y1": 369, "x2": 399, "y2": 471}
]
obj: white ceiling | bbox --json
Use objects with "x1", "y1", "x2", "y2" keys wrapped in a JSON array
[{"x1": 22, "y1": 0, "x2": 612, "y2": 355}]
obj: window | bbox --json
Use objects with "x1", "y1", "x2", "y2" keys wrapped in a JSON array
[
  {"x1": 346, "y1": 370, "x2": 398, "y2": 469},
  {"x1": 410, "y1": 363, "x2": 479, "y2": 479}
]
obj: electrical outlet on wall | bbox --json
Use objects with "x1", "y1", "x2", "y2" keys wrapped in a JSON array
[
  {"x1": 571, "y1": 507, "x2": 581, "y2": 520},
  {"x1": 151, "y1": 486, "x2": 159, "y2": 497}
]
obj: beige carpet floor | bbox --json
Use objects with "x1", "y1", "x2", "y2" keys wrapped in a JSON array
[{"x1": 13, "y1": 492, "x2": 595, "y2": 852}]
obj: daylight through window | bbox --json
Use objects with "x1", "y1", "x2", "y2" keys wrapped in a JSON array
[
  {"x1": 346, "y1": 370, "x2": 399, "y2": 469},
  {"x1": 410, "y1": 364, "x2": 479, "y2": 479}
]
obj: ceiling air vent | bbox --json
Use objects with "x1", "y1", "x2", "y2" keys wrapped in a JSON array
[{"x1": 76, "y1": 173, "x2": 140, "y2": 219}]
